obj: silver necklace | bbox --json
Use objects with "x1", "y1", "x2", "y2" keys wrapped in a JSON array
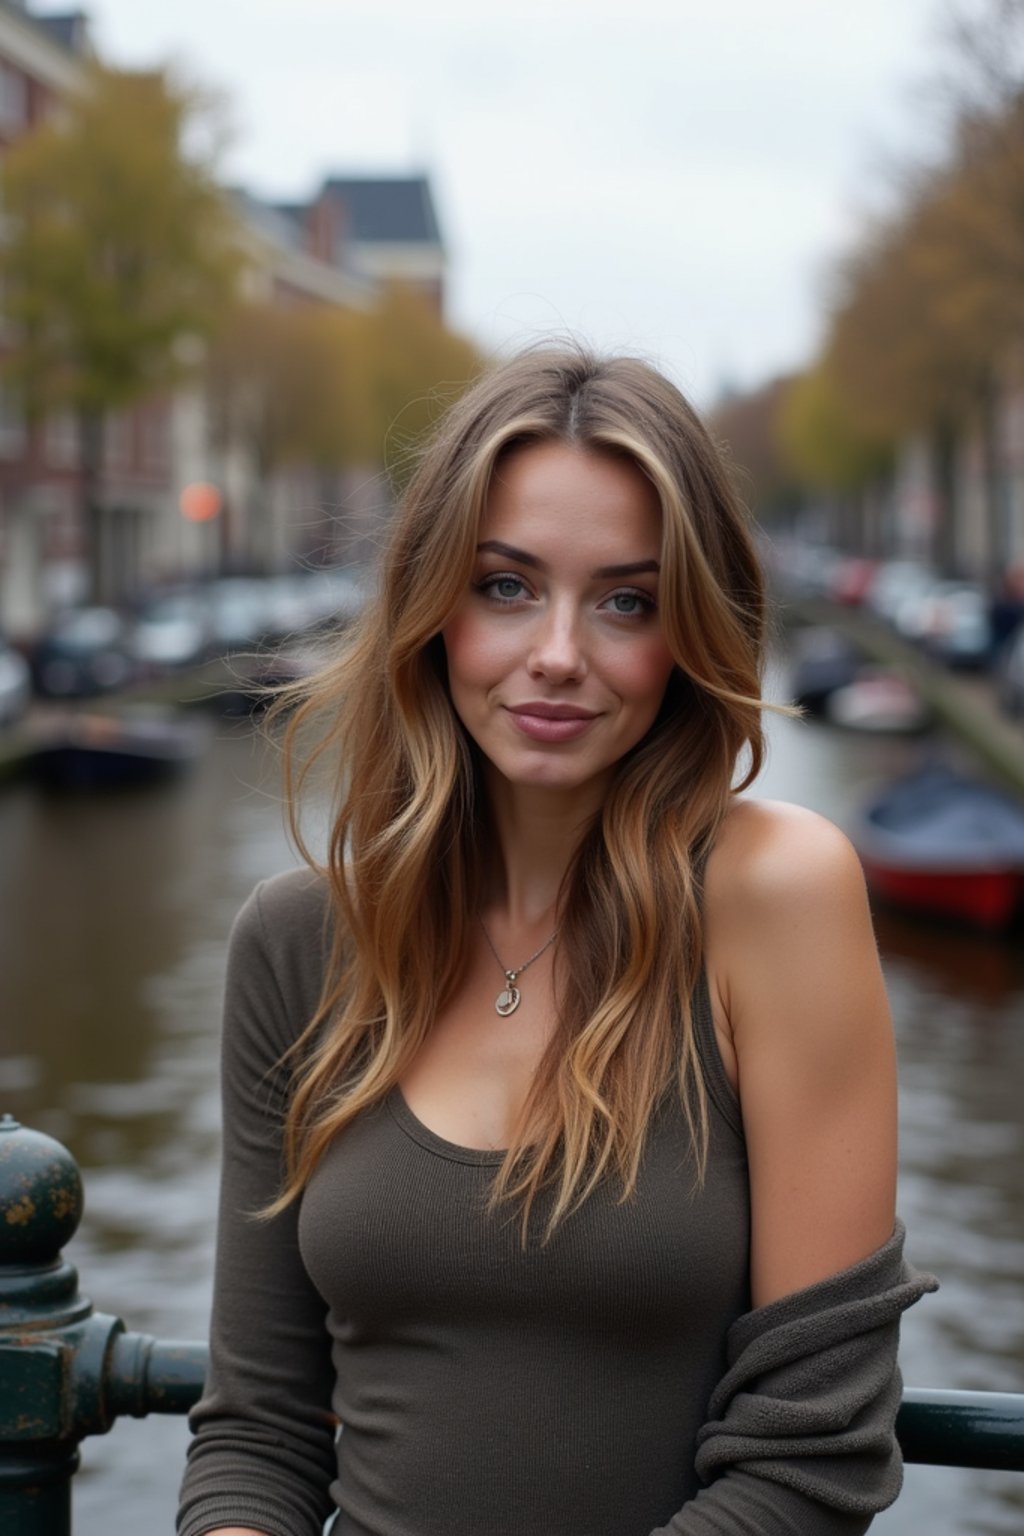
[{"x1": 480, "y1": 918, "x2": 558, "y2": 1016}]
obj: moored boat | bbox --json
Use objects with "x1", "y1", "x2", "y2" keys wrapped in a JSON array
[
  {"x1": 851, "y1": 764, "x2": 1024, "y2": 931},
  {"x1": 27, "y1": 706, "x2": 209, "y2": 790},
  {"x1": 825, "y1": 671, "x2": 931, "y2": 735},
  {"x1": 788, "y1": 626, "x2": 862, "y2": 715}
]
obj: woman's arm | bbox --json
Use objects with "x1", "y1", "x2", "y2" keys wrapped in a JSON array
[
  {"x1": 706, "y1": 799, "x2": 898, "y2": 1307},
  {"x1": 646, "y1": 800, "x2": 934, "y2": 1536},
  {"x1": 177, "y1": 875, "x2": 338, "y2": 1536}
]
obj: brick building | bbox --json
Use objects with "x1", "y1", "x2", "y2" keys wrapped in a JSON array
[{"x1": 0, "y1": 5, "x2": 448, "y2": 636}]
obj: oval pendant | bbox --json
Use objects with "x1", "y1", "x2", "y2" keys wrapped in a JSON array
[{"x1": 495, "y1": 986, "x2": 521, "y2": 1016}]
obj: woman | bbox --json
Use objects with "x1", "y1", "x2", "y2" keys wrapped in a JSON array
[{"x1": 177, "y1": 346, "x2": 934, "y2": 1536}]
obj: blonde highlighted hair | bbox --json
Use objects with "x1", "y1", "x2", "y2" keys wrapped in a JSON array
[{"x1": 269, "y1": 344, "x2": 769, "y2": 1237}]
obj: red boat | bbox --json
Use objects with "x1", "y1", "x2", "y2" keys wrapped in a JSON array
[{"x1": 851, "y1": 765, "x2": 1024, "y2": 932}]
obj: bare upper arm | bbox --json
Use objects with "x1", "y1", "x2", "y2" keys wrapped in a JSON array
[{"x1": 704, "y1": 799, "x2": 898, "y2": 1309}]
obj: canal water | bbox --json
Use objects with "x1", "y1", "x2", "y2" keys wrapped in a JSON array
[{"x1": 1, "y1": 688, "x2": 1022, "y2": 1535}]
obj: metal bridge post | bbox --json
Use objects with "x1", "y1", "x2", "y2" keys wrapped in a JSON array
[{"x1": 0, "y1": 1114, "x2": 205, "y2": 1533}]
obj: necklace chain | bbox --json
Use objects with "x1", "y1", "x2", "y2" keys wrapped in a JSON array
[{"x1": 480, "y1": 917, "x2": 558, "y2": 1016}]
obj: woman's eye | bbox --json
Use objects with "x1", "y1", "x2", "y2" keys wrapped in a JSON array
[
  {"x1": 480, "y1": 573, "x2": 528, "y2": 602},
  {"x1": 607, "y1": 589, "x2": 654, "y2": 617}
]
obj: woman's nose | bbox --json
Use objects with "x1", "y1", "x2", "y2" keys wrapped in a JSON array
[{"x1": 526, "y1": 604, "x2": 587, "y2": 682}]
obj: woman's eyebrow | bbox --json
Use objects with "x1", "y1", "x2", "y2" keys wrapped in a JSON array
[
  {"x1": 592, "y1": 559, "x2": 661, "y2": 578},
  {"x1": 476, "y1": 539, "x2": 542, "y2": 568},
  {"x1": 476, "y1": 539, "x2": 660, "y2": 579}
]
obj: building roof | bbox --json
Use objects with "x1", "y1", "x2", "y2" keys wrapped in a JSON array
[
  {"x1": 0, "y1": 3, "x2": 90, "y2": 56},
  {"x1": 230, "y1": 188, "x2": 375, "y2": 308},
  {"x1": 233, "y1": 189, "x2": 306, "y2": 254},
  {"x1": 320, "y1": 176, "x2": 442, "y2": 246},
  {"x1": 33, "y1": 11, "x2": 89, "y2": 54}
]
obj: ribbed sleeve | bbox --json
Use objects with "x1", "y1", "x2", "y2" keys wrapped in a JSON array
[
  {"x1": 650, "y1": 1221, "x2": 938, "y2": 1535},
  {"x1": 176, "y1": 875, "x2": 338, "y2": 1536}
]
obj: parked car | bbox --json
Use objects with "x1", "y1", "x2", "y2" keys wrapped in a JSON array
[
  {"x1": 898, "y1": 581, "x2": 993, "y2": 669},
  {"x1": 0, "y1": 638, "x2": 31, "y2": 725},
  {"x1": 766, "y1": 538, "x2": 843, "y2": 599},
  {"x1": 303, "y1": 566, "x2": 372, "y2": 631},
  {"x1": 262, "y1": 574, "x2": 317, "y2": 640},
  {"x1": 864, "y1": 560, "x2": 936, "y2": 627},
  {"x1": 997, "y1": 623, "x2": 1024, "y2": 716},
  {"x1": 132, "y1": 589, "x2": 213, "y2": 672},
  {"x1": 828, "y1": 556, "x2": 878, "y2": 607},
  {"x1": 206, "y1": 578, "x2": 273, "y2": 654},
  {"x1": 30, "y1": 607, "x2": 137, "y2": 698}
]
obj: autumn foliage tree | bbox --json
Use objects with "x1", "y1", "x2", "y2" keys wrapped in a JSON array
[
  {"x1": 709, "y1": 375, "x2": 804, "y2": 523},
  {"x1": 354, "y1": 283, "x2": 483, "y2": 486},
  {"x1": 207, "y1": 301, "x2": 348, "y2": 477},
  {"x1": 207, "y1": 283, "x2": 482, "y2": 492},
  {"x1": 781, "y1": 364, "x2": 892, "y2": 495},
  {"x1": 0, "y1": 63, "x2": 242, "y2": 599},
  {"x1": 804, "y1": 0, "x2": 1024, "y2": 571}
]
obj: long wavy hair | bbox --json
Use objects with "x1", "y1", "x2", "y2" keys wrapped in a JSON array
[{"x1": 268, "y1": 345, "x2": 770, "y2": 1237}]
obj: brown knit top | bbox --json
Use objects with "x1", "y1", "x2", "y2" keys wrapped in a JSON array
[{"x1": 177, "y1": 867, "x2": 932, "y2": 1536}]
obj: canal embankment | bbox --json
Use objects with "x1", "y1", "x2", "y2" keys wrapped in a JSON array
[{"x1": 780, "y1": 594, "x2": 1024, "y2": 799}]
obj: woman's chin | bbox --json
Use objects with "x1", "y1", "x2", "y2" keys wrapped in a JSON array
[{"x1": 484, "y1": 752, "x2": 613, "y2": 802}]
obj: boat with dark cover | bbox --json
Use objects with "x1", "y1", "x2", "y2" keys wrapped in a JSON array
[
  {"x1": 788, "y1": 626, "x2": 862, "y2": 715},
  {"x1": 28, "y1": 706, "x2": 209, "y2": 791},
  {"x1": 851, "y1": 764, "x2": 1024, "y2": 931}
]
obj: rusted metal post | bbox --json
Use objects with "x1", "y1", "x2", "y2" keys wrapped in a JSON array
[{"x1": 0, "y1": 1114, "x2": 206, "y2": 1534}]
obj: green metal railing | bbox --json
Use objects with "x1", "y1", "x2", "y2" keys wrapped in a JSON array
[{"x1": 2, "y1": 1114, "x2": 1023, "y2": 1533}]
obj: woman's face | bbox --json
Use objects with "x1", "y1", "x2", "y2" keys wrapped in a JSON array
[{"x1": 442, "y1": 440, "x2": 676, "y2": 805}]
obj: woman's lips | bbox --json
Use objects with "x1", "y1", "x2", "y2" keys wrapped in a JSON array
[{"x1": 505, "y1": 706, "x2": 598, "y2": 742}]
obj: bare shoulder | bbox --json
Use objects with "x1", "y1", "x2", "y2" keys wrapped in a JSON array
[
  {"x1": 705, "y1": 797, "x2": 868, "y2": 933},
  {"x1": 702, "y1": 796, "x2": 883, "y2": 1051}
]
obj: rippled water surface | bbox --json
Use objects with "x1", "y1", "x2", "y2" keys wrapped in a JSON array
[{"x1": 1, "y1": 699, "x2": 1022, "y2": 1534}]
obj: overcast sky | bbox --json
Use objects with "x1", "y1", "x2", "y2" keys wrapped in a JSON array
[{"x1": 70, "y1": 0, "x2": 950, "y2": 406}]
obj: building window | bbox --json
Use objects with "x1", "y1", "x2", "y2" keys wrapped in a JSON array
[
  {"x1": 106, "y1": 410, "x2": 134, "y2": 472},
  {"x1": 0, "y1": 63, "x2": 28, "y2": 132},
  {"x1": 44, "y1": 411, "x2": 78, "y2": 469},
  {"x1": 0, "y1": 387, "x2": 26, "y2": 458},
  {"x1": 140, "y1": 406, "x2": 170, "y2": 471}
]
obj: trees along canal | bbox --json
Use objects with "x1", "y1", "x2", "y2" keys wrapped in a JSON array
[
  {"x1": 720, "y1": 3, "x2": 1024, "y2": 574},
  {"x1": 0, "y1": 63, "x2": 243, "y2": 606},
  {"x1": 205, "y1": 281, "x2": 483, "y2": 563}
]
